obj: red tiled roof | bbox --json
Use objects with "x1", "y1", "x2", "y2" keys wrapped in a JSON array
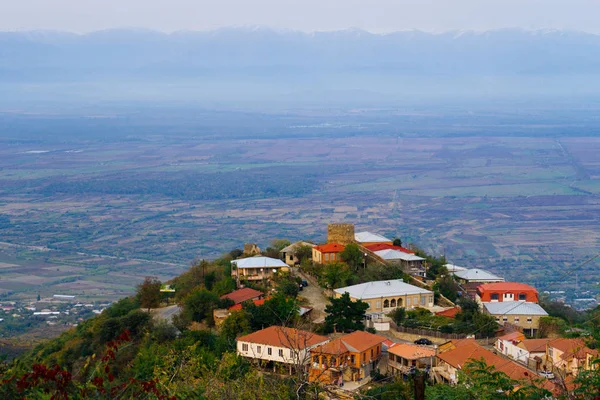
[
  {"x1": 498, "y1": 331, "x2": 525, "y2": 342},
  {"x1": 365, "y1": 243, "x2": 415, "y2": 254},
  {"x1": 237, "y1": 326, "x2": 328, "y2": 350},
  {"x1": 228, "y1": 298, "x2": 267, "y2": 311},
  {"x1": 478, "y1": 282, "x2": 538, "y2": 294},
  {"x1": 435, "y1": 307, "x2": 461, "y2": 318},
  {"x1": 314, "y1": 243, "x2": 346, "y2": 253},
  {"x1": 221, "y1": 287, "x2": 263, "y2": 305}
]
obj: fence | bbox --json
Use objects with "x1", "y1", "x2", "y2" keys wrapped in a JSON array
[{"x1": 395, "y1": 325, "x2": 469, "y2": 340}]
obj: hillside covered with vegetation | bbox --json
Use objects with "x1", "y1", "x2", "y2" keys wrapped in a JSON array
[{"x1": 2, "y1": 248, "x2": 600, "y2": 399}]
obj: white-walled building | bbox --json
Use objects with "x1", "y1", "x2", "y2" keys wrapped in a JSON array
[{"x1": 237, "y1": 326, "x2": 329, "y2": 371}]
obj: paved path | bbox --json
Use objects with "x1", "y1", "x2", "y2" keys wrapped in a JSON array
[
  {"x1": 295, "y1": 269, "x2": 330, "y2": 322},
  {"x1": 151, "y1": 305, "x2": 181, "y2": 323}
]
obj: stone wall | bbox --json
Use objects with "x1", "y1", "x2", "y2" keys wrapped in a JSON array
[{"x1": 327, "y1": 223, "x2": 355, "y2": 244}]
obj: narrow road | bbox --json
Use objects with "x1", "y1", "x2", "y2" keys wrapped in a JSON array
[
  {"x1": 295, "y1": 269, "x2": 330, "y2": 323},
  {"x1": 151, "y1": 305, "x2": 181, "y2": 323}
]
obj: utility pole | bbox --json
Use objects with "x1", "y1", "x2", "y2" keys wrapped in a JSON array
[{"x1": 413, "y1": 372, "x2": 425, "y2": 400}]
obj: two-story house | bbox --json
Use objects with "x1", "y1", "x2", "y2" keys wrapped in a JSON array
[
  {"x1": 543, "y1": 338, "x2": 599, "y2": 377},
  {"x1": 482, "y1": 301, "x2": 548, "y2": 336},
  {"x1": 231, "y1": 256, "x2": 289, "y2": 283},
  {"x1": 309, "y1": 330, "x2": 387, "y2": 385},
  {"x1": 495, "y1": 331, "x2": 526, "y2": 359},
  {"x1": 388, "y1": 343, "x2": 435, "y2": 376},
  {"x1": 312, "y1": 243, "x2": 345, "y2": 265},
  {"x1": 477, "y1": 282, "x2": 539, "y2": 303},
  {"x1": 237, "y1": 326, "x2": 329, "y2": 373}
]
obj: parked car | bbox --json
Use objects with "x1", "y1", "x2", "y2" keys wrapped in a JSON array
[
  {"x1": 301, "y1": 280, "x2": 309, "y2": 287},
  {"x1": 539, "y1": 370, "x2": 555, "y2": 379},
  {"x1": 414, "y1": 338, "x2": 433, "y2": 346}
]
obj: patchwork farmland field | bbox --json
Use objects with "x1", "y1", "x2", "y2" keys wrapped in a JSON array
[{"x1": 0, "y1": 106, "x2": 599, "y2": 305}]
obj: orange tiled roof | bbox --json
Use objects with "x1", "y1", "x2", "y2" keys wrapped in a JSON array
[
  {"x1": 517, "y1": 339, "x2": 551, "y2": 353},
  {"x1": 389, "y1": 343, "x2": 435, "y2": 360},
  {"x1": 498, "y1": 331, "x2": 525, "y2": 342},
  {"x1": 339, "y1": 330, "x2": 387, "y2": 353},
  {"x1": 438, "y1": 340, "x2": 556, "y2": 391},
  {"x1": 478, "y1": 282, "x2": 538, "y2": 294},
  {"x1": 312, "y1": 338, "x2": 349, "y2": 356},
  {"x1": 221, "y1": 287, "x2": 263, "y2": 305},
  {"x1": 549, "y1": 338, "x2": 598, "y2": 360},
  {"x1": 314, "y1": 243, "x2": 346, "y2": 253},
  {"x1": 228, "y1": 298, "x2": 267, "y2": 311},
  {"x1": 311, "y1": 330, "x2": 387, "y2": 355},
  {"x1": 435, "y1": 307, "x2": 461, "y2": 318},
  {"x1": 237, "y1": 326, "x2": 328, "y2": 350}
]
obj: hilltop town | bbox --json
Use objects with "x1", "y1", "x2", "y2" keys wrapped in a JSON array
[{"x1": 3, "y1": 222, "x2": 599, "y2": 399}]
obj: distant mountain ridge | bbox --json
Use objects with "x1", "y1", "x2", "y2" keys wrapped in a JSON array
[{"x1": 2, "y1": 27, "x2": 600, "y2": 78}]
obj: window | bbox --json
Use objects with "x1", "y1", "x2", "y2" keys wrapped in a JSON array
[
  {"x1": 376, "y1": 300, "x2": 381, "y2": 308},
  {"x1": 279, "y1": 349, "x2": 284, "y2": 357},
  {"x1": 324, "y1": 253, "x2": 329, "y2": 261},
  {"x1": 514, "y1": 316, "x2": 520, "y2": 323},
  {"x1": 429, "y1": 296, "x2": 433, "y2": 304},
  {"x1": 350, "y1": 355, "x2": 356, "y2": 364},
  {"x1": 491, "y1": 293, "x2": 499, "y2": 301},
  {"x1": 242, "y1": 343, "x2": 248, "y2": 351},
  {"x1": 313, "y1": 356, "x2": 319, "y2": 364},
  {"x1": 267, "y1": 347, "x2": 272, "y2": 355},
  {"x1": 495, "y1": 317, "x2": 500, "y2": 321},
  {"x1": 518, "y1": 293, "x2": 527, "y2": 301},
  {"x1": 257, "y1": 346, "x2": 262, "y2": 353},
  {"x1": 371, "y1": 349, "x2": 374, "y2": 358},
  {"x1": 407, "y1": 298, "x2": 411, "y2": 306},
  {"x1": 390, "y1": 299, "x2": 396, "y2": 307},
  {"x1": 383, "y1": 299, "x2": 389, "y2": 308},
  {"x1": 420, "y1": 296, "x2": 426, "y2": 305},
  {"x1": 362, "y1": 353, "x2": 366, "y2": 362},
  {"x1": 502, "y1": 317, "x2": 508, "y2": 322},
  {"x1": 527, "y1": 317, "x2": 532, "y2": 323}
]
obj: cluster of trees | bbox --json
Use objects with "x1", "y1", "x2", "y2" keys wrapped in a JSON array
[{"x1": 387, "y1": 297, "x2": 497, "y2": 337}]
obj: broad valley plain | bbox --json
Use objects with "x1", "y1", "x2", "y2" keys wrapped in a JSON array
[{"x1": 0, "y1": 103, "x2": 598, "y2": 306}]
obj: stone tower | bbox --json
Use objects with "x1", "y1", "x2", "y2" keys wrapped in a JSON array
[{"x1": 327, "y1": 223, "x2": 355, "y2": 244}]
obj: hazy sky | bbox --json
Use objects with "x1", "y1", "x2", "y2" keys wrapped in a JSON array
[{"x1": 2, "y1": 0, "x2": 600, "y2": 34}]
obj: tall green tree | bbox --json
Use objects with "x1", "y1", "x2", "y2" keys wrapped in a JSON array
[
  {"x1": 434, "y1": 275, "x2": 460, "y2": 302},
  {"x1": 320, "y1": 262, "x2": 354, "y2": 289},
  {"x1": 340, "y1": 243, "x2": 364, "y2": 270},
  {"x1": 324, "y1": 292, "x2": 369, "y2": 333},
  {"x1": 136, "y1": 276, "x2": 162, "y2": 312},
  {"x1": 220, "y1": 310, "x2": 252, "y2": 343},
  {"x1": 294, "y1": 245, "x2": 313, "y2": 263},
  {"x1": 181, "y1": 288, "x2": 221, "y2": 324}
]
